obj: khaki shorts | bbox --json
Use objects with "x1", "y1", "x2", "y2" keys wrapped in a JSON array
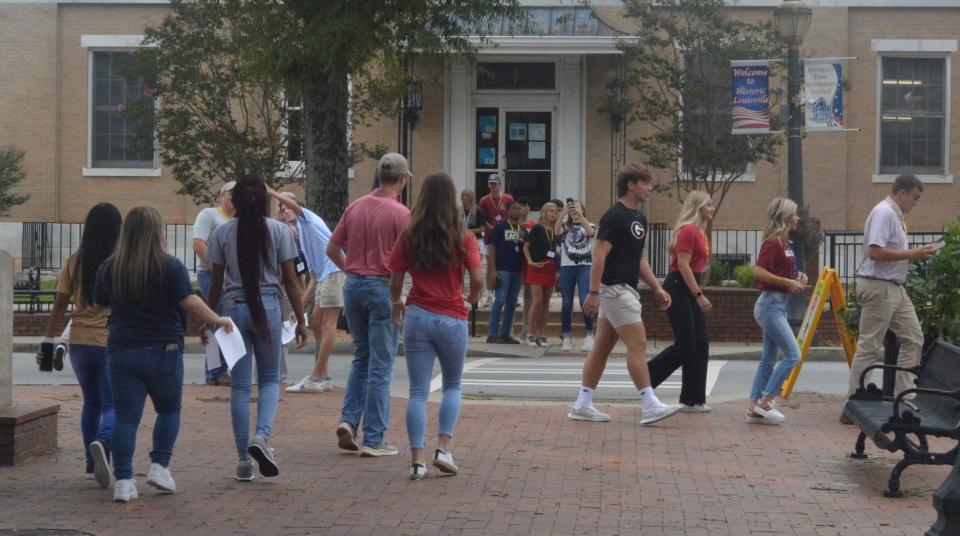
[
  {"x1": 315, "y1": 271, "x2": 346, "y2": 309},
  {"x1": 597, "y1": 283, "x2": 643, "y2": 328}
]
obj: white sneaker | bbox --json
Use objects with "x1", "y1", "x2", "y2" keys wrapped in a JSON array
[
  {"x1": 409, "y1": 463, "x2": 428, "y2": 480},
  {"x1": 561, "y1": 338, "x2": 573, "y2": 351},
  {"x1": 360, "y1": 443, "x2": 399, "y2": 457},
  {"x1": 752, "y1": 403, "x2": 786, "y2": 424},
  {"x1": 286, "y1": 376, "x2": 328, "y2": 393},
  {"x1": 113, "y1": 479, "x2": 138, "y2": 503},
  {"x1": 581, "y1": 334, "x2": 595, "y2": 352},
  {"x1": 146, "y1": 463, "x2": 176, "y2": 493},
  {"x1": 526, "y1": 335, "x2": 538, "y2": 347},
  {"x1": 746, "y1": 412, "x2": 780, "y2": 425},
  {"x1": 679, "y1": 403, "x2": 713, "y2": 413},
  {"x1": 89, "y1": 440, "x2": 111, "y2": 489},
  {"x1": 432, "y1": 449, "x2": 459, "y2": 475},
  {"x1": 639, "y1": 403, "x2": 682, "y2": 425},
  {"x1": 567, "y1": 404, "x2": 611, "y2": 422}
]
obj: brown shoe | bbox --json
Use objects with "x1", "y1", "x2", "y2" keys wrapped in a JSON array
[
  {"x1": 212, "y1": 373, "x2": 232, "y2": 387},
  {"x1": 838, "y1": 412, "x2": 853, "y2": 425}
]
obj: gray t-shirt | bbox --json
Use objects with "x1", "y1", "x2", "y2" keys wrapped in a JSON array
[
  {"x1": 205, "y1": 218, "x2": 298, "y2": 301},
  {"x1": 193, "y1": 207, "x2": 231, "y2": 273},
  {"x1": 858, "y1": 198, "x2": 909, "y2": 284}
]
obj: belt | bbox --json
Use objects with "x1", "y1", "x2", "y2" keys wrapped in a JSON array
[
  {"x1": 858, "y1": 275, "x2": 903, "y2": 286},
  {"x1": 348, "y1": 273, "x2": 390, "y2": 281}
]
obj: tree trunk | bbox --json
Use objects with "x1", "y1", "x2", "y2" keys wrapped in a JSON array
[{"x1": 303, "y1": 69, "x2": 350, "y2": 224}]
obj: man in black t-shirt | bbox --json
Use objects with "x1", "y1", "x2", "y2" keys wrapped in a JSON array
[{"x1": 567, "y1": 164, "x2": 682, "y2": 426}]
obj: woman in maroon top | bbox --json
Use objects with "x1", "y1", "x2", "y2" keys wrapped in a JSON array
[
  {"x1": 389, "y1": 172, "x2": 483, "y2": 480},
  {"x1": 747, "y1": 198, "x2": 810, "y2": 425},
  {"x1": 648, "y1": 191, "x2": 715, "y2": 411}
]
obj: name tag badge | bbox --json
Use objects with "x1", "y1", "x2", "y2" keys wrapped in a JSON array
[
  {"x1": 296, "y1": 261, "x2": 306, "y2": 272},
  {"x1": 785, "y1": 249, "x2": 795, "y2": 258},
  {"x1": 514, "y1": 245, "x2": 520, "y2": 253},
  {"x1": 495, "y1": 214, "x2": 503, "y2": 222},
  {"x1": 546, "y1": 250, "x2": 556, "y2": 259}
]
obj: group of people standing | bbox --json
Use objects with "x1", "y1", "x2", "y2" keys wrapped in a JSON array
[{"x1": 38, "y1": 147, "x2": 936, "y2": 496}]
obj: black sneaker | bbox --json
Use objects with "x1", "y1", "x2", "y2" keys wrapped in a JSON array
[
  {"x1": 499, "y1": 336, "x2": 521, "y2": 345},
  {"x1": 53, "y1": 344, "x2": 67, "y2": 371}
]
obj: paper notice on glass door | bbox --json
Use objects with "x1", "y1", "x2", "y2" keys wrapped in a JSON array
[
  {"x1": 528, "y1": 123, "x2": 546, "y2": 141},
  {"x1": 528, "y1": 141, "x2": 545, "y2": 160}
]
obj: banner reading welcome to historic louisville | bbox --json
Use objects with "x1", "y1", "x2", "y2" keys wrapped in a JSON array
[
  {"x1": 804, "y1": 60, "x2": 844, "y2": 131},
  {"x1": 730, "y1": 60, "x2": 771, "y2": 135}
]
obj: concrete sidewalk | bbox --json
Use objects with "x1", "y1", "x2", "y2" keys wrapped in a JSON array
[
  {"x1": 11, "y1": 336, "x2": 846, "y2": 361},
  {"x1": 0, "y1": 385, "x2": 943, "y2": 535}
]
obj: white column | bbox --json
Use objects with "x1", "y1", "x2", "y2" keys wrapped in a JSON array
[
  {"x1": 556, "y1": 55, "x2": 585, "y2": 202},
  {"x1": 0, "y1": 250, "x2": 12, "y2": 410},
  {"x1": 446, "y1": 61, "x2": 472, "y2": 194}
]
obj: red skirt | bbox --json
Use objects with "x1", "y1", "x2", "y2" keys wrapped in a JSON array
[{"x1": 524, "y1": 261, "x2": 557, "y2": 286}]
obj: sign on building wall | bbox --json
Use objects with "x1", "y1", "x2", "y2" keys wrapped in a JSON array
[
  {"x1": 730, "y1": 60, "x2": 771, "y2": 134},
  {"x1": 804, "y1": 60, "x2": 844, "y2": 131}
]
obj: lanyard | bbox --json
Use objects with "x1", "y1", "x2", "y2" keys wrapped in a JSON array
[
  {"x1": 545, "y1": 228, "x2": 554, "y2": 244},
  {"x1": 492, "y1": 193, "x2": 503, "y2": 212}
]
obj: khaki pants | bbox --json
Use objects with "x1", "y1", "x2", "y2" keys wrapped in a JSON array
[{"x1": 847, "y1": 278, "x2": 923, "y2": 396}]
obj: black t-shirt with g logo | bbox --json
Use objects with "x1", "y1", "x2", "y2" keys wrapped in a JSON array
[{"x1": 596, "y1": 201, "x2": 647, "y2": 290}]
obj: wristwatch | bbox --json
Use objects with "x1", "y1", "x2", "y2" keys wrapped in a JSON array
[{"x1": 695, "y1": 291, "x2": 704, "y2": 297}]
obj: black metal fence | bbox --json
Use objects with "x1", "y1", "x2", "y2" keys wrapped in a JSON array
[
  {"x1": 823, "y1": 229, "x2": 943, "y2": 287},
  {"x1": 648, "y1": 225, "x2": 765, "y2": 280},
  {"x1": 21, "y1": 222, "x2": 199, "y2": 272}
]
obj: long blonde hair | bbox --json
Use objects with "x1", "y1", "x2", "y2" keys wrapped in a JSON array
[
  {"x1": 669, "y1": 191, "x2": 711, "y2": 254},
  {"x1": 106, "y1": 206, "x2": 167, "y2": 304},
  {"x1": 763, "y1": 197, "x2": 798, "y2": 240}
]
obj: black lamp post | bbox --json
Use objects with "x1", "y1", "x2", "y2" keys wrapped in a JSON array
[
  {"x1": 397, "y1": 77, "x2": 422, "y2": 205},
  {"x1": 773, "y1": 0, "x2": 812, "y2": 265}
]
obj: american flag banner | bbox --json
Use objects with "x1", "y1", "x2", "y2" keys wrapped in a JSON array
[{"x1": 731, "y1": 61, "x2": 771, "y2": 135}]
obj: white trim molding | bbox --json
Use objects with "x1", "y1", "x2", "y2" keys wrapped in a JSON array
[
  {"x1": 872, "y1": 174, "x2": 954, "y2": 184},
  {"x1": 468, "y1": 36, "x2": 634, "y2": 55},
  {"x1": 730, "y1": 0, "x2": 960, "y2": 6},
  {"x1": 82, "y1": 167, "x2": 162, "y2": 177},
  {"x1": 872, "y1": 39, "x2": 958, "y2": 53},
  {"x1": 81, "y1": 34, "x2": 146, "y2": 48}
]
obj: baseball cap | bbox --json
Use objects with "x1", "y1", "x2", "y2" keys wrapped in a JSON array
[
  {"x1": 487, "y1": 173, "x2": 501, "y2": 185},
  {"x1": 378, "y1": 153, "x2": 410, "y2": 177},
  {"x1": 219, "y1": 181, "x2": 236, "y2": 195}
]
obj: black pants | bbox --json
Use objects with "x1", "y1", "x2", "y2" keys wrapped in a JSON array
[{"x1": 648, "y1": 272, "x2": 709, "y2": 405}]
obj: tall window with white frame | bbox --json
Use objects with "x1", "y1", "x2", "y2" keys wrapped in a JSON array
[
  {"x1": 90, "y1": 51, "x2": 156, "y2": 169},
  {"x1": 879, "y1": 56, "x2": 947, "y2": 176}
]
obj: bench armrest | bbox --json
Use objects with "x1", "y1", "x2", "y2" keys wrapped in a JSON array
[
  {"x1": 858, "y1": 364, "x2": 921, "y2": 392},
  {"x1": 892, "y1": 388, "x2": 960, "y2": 424}
]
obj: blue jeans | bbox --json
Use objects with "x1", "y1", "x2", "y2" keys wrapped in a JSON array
[
  {"x1": 341, "y1": 275, "x2": 399, "y2": 447},
  {"x1": 70, "y1": 345, "x2": 114, "y2": 469},
  {"x1": 488, "y1": 270, "x2": 522, "y2": 337},
  {"x1": 224, "y1": 295, "x2": 283, "y2": 460},
  {"x1": 403, "y1": 305, "x2": 467, "y2": 450},
  {"x1": 749, "y1": 291, "x2": 802, "y2": 401},
  {"x1": 559, "y1": 265, "x2": 594, "y2": 336},
  {"x1": 108, "y1": 344, "x2": 183, "y2": 480},
  {"x1": 198, "y1": 270, "x2": 229, "y2": 382}
]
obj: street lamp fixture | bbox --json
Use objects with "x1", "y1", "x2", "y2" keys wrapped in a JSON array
[{"x1": 773, "y1": 0, "x2": 813, "y2": 45}]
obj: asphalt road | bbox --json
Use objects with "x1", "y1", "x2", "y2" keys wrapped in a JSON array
[{"x1": 12, "y1": 352, "x2": 858, "y2": 404}]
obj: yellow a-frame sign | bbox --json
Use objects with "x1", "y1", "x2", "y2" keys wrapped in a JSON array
[{"x1": 780, "y1": 267, "x2": 857, "y2": 398}]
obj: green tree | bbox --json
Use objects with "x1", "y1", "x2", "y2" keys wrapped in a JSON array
[
  {"x1": 602, "y1": 0, "x2": 786, "y2": 217},
  {"x1": 0, "y1": 147, "x2": 30, "y2": 217},
  {"x1": 904, "y1": 221, "x2": 960, "y2": 344},
  {"x1": 126, "y1": 0, "x2": 525, "y2": 220}
]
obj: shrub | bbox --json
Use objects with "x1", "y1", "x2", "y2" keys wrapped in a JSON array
[
  {"x1": 734, "y1": 265, "x2": 755, "y2": 289},
  {"x1": 706, "y1": 257, "x2": 723, "y2": 287}
]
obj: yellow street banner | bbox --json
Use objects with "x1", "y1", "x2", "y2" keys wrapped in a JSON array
[{"x1": 780, "y1": 267, "x2": 856, "y2": 398}]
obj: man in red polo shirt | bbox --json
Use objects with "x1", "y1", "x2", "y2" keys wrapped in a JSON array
[
  {"x1": 478, "y1": 174, "x2": 513, "y2": 231},
  {"x1": 327, "y1": 153, "x2": 411, "y2": 458}
]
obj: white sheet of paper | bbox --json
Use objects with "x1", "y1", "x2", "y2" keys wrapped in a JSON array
[
  {"x1": 282, "y1": 320, "x2": 296, "y2": 345},
  {"x1": 203, "y1": 330, "x2": 220, "y2": 370},
  {"x1": 214, "y1": 322, "x2": 246, "y2": 370}
]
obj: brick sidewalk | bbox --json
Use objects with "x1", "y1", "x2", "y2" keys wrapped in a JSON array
[{"x1": 0, "y1": 385, "x2": 942, "y2": 535}]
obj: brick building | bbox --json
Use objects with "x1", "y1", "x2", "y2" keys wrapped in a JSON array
[{"x1": 1, "y1": 0, "x2": 958, "y2": 234}]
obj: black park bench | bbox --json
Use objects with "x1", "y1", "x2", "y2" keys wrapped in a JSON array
[{"x1": 843, "y1": 339, "x2": 960, "y2": 498}]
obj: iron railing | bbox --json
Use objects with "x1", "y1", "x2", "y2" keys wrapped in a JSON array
[
  {"x1": 823, "y1": 229, "x2": 943, "y2": 287},
  {"x1": 648, "y1": 226, "x2": 766, "y2": 280}
]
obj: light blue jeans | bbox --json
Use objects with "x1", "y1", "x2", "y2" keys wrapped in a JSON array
[
  {"x1": 223, "y1": 294, "x2": 283, "y2": 460},
  {"x1": 749, "y1": 291, "x2": 802, "y2": 401},
  {"x1": 70, "y1": 345, "x2": 113, "y2": 471},
  {"x1": 403, "y1": 305, "x2": 468, "y2": 450},
  {"x1": 559, "y1": 264, "x2": 594, "y2": 336},
  {"x1": 341, "y1": 275, "x2": 399, "y2": 447},
  {"x1": 488, "y1": 270, "x2": 523, "y2": 337}
]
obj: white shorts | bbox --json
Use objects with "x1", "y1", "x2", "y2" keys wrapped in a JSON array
[
  {"x1": 597, "y1": 284, "x2": 643, "y2": 328},
  {"x1": 315, "y1": 271, "x2": 346, "y2": 309}
]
